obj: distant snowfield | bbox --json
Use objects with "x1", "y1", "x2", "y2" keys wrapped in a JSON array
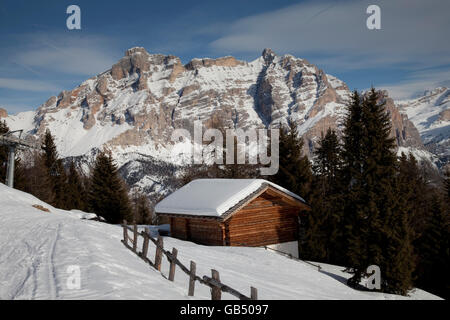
[{"x1": 0, "y1": 183, "x2": 442, "y2": 300}]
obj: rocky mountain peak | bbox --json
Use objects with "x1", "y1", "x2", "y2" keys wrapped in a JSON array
[
  {"x1": 125, "y1": 47, "x2": 150, "y2": 56},
  {"x1": 262, "y1": 48, "x2": 276, "y2": 64}
]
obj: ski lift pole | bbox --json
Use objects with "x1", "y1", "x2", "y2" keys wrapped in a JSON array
[
  {"x1": 5, "y1": 145, "x2": 15, "y2": 188},
  {"x1": 1, "y1": 129, "x2": 38, "y2": 188}
]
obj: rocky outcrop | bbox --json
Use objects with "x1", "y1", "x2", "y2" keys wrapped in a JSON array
[
  {"x1": 439, "y1": 109, "x2": 450, "y2": 121},
  {"x1": 379, "y1": 91, "x2": 424, "y2": 149}
]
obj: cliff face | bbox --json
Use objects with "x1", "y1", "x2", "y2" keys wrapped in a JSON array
[{"x1": 4, "y1": 47, "x2": 430, "y2": 195}]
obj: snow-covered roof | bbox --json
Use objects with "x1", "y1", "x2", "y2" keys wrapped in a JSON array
[{"x1": 155, "y1": 179, "x2": 306, "y2": 218}]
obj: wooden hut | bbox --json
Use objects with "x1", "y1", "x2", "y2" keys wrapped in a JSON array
[{"x1": 155, "y1": 179, "x2": 310, "y2": 253}]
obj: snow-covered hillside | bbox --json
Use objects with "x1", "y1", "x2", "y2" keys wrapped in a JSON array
[
  {"x1": 397, "y1": 87, "x2": 450, "y2": 167},
  {"x1": 0, "y1": 184, "x2": 441, "y2": 300}
]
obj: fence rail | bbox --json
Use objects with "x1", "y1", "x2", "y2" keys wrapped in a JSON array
[{"x1": 121, "y1": 220, "x2": 257, "y2": 300}]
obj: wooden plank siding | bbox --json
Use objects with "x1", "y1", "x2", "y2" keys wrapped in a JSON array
[
  {"x1": 170, "y1": 217, "x2": 223, "y2": 246},
  {"x1": 225, "y1": 194, "x2": 300, "y2": 247}
]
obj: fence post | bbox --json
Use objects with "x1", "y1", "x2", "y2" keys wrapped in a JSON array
[
  {"x1": 188, "y1": 261, "x2": 196, "y2": 296},
  {"x1": 122, "y1": 220, "x2": 128, "y2": 245},
  {"x1": 251, "y1": 287, "x2": 258, "y2": 300},
  {"x1": 154, "y1": 235, "x2": 163, "y2": 271},
  {"x1": 141, "y1": 228, "x2": 150, "y2": 258},
  {"x1": 132, "y1": 224, "x2": 138, "y2": 252},
  {"x1": 211, "y1": 269, "x2": 221, "y2": 300},
  {"x1": 168, "y1": 248, "x2": 178, "y2": 281}
]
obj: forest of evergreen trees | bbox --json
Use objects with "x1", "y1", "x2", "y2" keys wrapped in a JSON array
[
  {"x1": 0, "y1": 88, "x2": 448, "y2": 298},
  {"x1": 274, "y1": 89, "x2": 449, "y2": 298}
]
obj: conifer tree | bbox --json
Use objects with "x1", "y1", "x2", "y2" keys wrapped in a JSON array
[
  {"x1": 0, "y1": 120, "x2": 10, "y2": 184},
  {"x1": 342, "y1": 89, "x2": 415, "y2": 294},
  {"x1": 341, "y1": 91, "x2": 369, "y2": 278},
  {"x1": 302, "y1": 128, "x2": 345, "y2": 263},
  {"x1": 88, "y1": 151, "x2": 132, "y2": 223},
  {"x1": 22, "y1": 151, "x2": 55, "y2": 203},
  {"x1": 132, "y1": 192, "x2": 153, "y2": 224},
  {"x1": 414, "y1": 192, "x2": 450, "y2": 299},
  {"x1": 270, "y1": 120, "x2": 312, "y2": 200},
  {"x1": 66, "y1": 161, "x2": 86, "y2": 210},
  {"x1": 41, "y1": 129, "x2": 67, "y2": 208}
]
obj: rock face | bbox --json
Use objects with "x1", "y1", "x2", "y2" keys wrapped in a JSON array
[{"x1": 3, "y1": 47, "x2": 434, "y2": 195}]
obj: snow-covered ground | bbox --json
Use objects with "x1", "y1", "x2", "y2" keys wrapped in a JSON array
[{"x1": 0, "y1": 183, "x2": 442, "y2": 300}]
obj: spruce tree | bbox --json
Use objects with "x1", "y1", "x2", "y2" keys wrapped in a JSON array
[
  {"x1": 41, "y1": 129, "x2": 67, "y2": 208},
  {"x1": 132, "y1": 192, "x2": 153, "y2": 224},
  {"x1": 66, "y1": 161, "x2": 86, "y2": 210},
  {"x1": 341, "y1": 90, "x2": 370, "y2": 282},
  {"x1": 414, "y1": 192, "x2": 450, "y2": 299},
  {"x1": 22, "y1": 151, "x2": 55, "y2": 203},
  {"x1": 88, "y1": 151, "x2": 132, "y2": 223},
  {"x1": 342, "y1": 89, "x2": 415, "y2": 294},
  {"x1": 0, "y1": 120, "x2": 10, "y2": 184},
  {"x1": 302, "y1": 128, "x2": 345, "y2": 263},
  {"x1": 270, "y1": 120, "x2": 312, "y2": 200}
]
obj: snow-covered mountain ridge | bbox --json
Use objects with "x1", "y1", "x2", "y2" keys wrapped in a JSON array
[
  {"x1": 1, "y1": 47, "x2": 442, "y2": 194},
  {"x1": 396, "y1": 87, "x2": 450, "y2": 168}
]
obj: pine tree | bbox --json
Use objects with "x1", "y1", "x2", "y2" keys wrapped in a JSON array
[
  {"x1": 66, "y1": 161, "x2": 86, "y2": 210},
  {"x1": 41, "y1": 129, "x2": 67, "y2": 208},
  {"x1": 0, "y1": 120, "x2": 10, "y2": 184},
  {"x1": 342, "y1": 89, "x2": 415, "y2": 294},
  {"x1": 414, "y1": 192, "x2": 450, "y2": 299},
  {"x1": 341, "y1": 91, "x2": 370, "y2": 282},
  {"x1": 132, "y1": 192, "x2": 153, "y2": 224},
  {"x1": 270, "y1": 120, "x2": 312, "y2": 200},
  {"x1": 301, "y1": 128, "x2": 345, "y2": 263},
  {"x1": 21, "y1": 151, "x2": 55, "y2": 203},
  {"x1": 88, "y1": 151, "x2": 132, "y2": 223}
]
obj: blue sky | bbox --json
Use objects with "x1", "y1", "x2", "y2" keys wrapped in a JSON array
[{"x1": 1, "y1": 0, "x2": 449, "y2": 114}]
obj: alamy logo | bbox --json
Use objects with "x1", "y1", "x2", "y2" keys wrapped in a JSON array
[
  {"x1": 366, "y1": 265, "x2": 381, "y2": 290},
  {"x1": 66, "y1": 5, "x2": 81, "y2": 30},
  {"x1": 366, "y1": 5, "x2": 381, "y2": 30},
  {"x1": 66, "y1": 265, "x2": 81, "y2": 289},
  {"x1": 171, "y1": 121, "x2": 279, "y2": 175}
]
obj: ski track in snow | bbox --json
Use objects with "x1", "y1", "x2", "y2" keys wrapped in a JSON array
[{"x1": 0, "y1": 184, "x2": 190, "y2": 300}]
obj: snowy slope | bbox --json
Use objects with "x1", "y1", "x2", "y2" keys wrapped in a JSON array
[
  {"x1": 0, "y1": 183, "x2": 188, "y2": 300},
  {"x1": 397, "y1": 87, "x2": 450, "y2": 143},
  {"x1": 397, "y1": 87, "x2": 450, "y2": 166},
  {"x1": 0, "y1": 184, "x2": 441, "y2": 300}
]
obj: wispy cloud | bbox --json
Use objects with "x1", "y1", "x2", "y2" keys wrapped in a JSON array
[
  {"x1": 0, "y1": 78, "x2": 60, "y2": 92},
  {"x1": 209, "y1": 0, "x2": 450, "y2": 69},
  {"x1": 12, "y1": 33, "x2": 119, "y2": 76},
  {"x1": 379, "y1": 68, "x2": 450, "y2": 100}
]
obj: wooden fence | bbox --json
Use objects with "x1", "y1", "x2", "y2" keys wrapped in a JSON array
[{"x1": 121, "y1": 220, "x2": 257, "y2": 300}]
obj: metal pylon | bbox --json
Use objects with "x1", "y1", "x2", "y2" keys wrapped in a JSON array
[{"x1": 1, "y1": 129, "x2": 38, "y2": 188}]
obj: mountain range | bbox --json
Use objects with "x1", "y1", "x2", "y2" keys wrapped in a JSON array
[{"x1": 1, "y1": 47, "x2": 448, "y2": 197}]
